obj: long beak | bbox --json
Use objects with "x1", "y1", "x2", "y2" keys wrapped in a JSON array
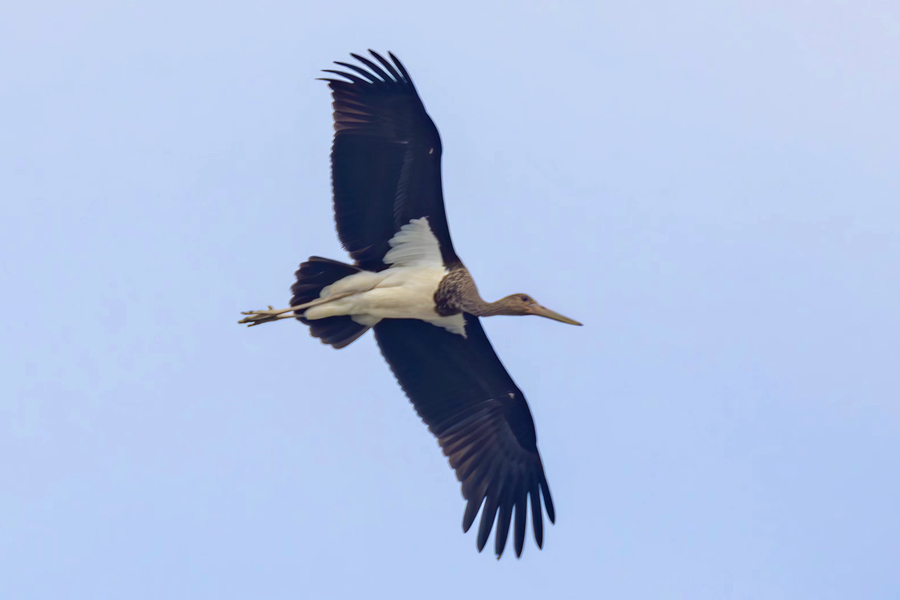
[{"x1": 531, "y1": 304, "x2": 583, "y2": 326}]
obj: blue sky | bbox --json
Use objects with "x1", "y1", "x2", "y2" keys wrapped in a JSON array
[{"x1": 2, "y1": 1, "x2": 899, "y2": 598}]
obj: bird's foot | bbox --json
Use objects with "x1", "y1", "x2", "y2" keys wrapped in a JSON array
[{"x1": 238, "y1": 305, "x2": 301, "y2": 327}]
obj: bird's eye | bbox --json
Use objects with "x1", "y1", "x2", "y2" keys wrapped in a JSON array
[{"x1": 521, "y1": 295, "x2": 530, "y2": 302}]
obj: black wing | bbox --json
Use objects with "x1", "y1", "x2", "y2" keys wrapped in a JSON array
[
  {"x1": 374, "y1": 314, "x2": 555, "y2": 558},
  {"x1": 322, "y1": 51, "x2": 459, "y2": 271}
]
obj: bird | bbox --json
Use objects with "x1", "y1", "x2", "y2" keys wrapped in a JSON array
[{"x1": 239, "y1": 50, "x2": 581, "y2": 558}]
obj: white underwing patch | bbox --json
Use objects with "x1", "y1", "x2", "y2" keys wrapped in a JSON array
[
  {"x1": 382, "y1": 217, "x2": 444, "y2": 268},
  {"x1": 351, "y1": 314, "x2": 382, "y2": 327},
  {"x1": 303, "y1": 217, "x2": 466, "y2": 337},
  {"x1": 441, "y1": 313, "x2": 467, "y2": 337}
]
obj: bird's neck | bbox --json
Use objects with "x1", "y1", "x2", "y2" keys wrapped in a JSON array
[
  {"x1": 460, "y1": 291, "x2": 519, "y2": 317},
  {"x1": 471, "y1": 297, "x2": 512, "y2": 317},
  {"x1": 440, "y1": 267, "x2": 512, "y2": 317},
  {"x1": 442, "y1": 268, "x2": 492, "y2": 317}
]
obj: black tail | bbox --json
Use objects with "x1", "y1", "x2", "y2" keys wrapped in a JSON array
[{"x1": 291, "y1": 256, "x2": 371, "y2": 349}]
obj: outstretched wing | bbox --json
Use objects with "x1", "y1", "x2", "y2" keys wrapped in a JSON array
[
  {"x1": 322, "y1": 51, "x2": 459, "y2": 271},
  {"x1": 374, "y1": 314, "x2": 555, "y2": 558}
]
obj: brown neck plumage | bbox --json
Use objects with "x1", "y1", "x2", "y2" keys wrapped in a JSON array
[{"x1": 439, "y1": 266, "x2": 526, "y2": 318}]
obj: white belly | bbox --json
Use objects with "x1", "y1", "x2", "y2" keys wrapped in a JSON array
[{"x1": 303, "y1": 265, "x2": 466, "y2": 336}]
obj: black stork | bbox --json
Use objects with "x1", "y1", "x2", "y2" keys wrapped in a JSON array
[{"x1": 239, "y1": 51, "x2": 581, "y2": 558}]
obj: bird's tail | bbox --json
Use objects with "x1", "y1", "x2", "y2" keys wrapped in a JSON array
[{"x1": 291, "y1": 256, "x2": 372, "y2": 349}]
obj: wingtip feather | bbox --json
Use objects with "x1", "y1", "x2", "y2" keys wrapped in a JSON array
[
  {"x1": 476, "y1": 493, "x2": 499, "y2": 552},
  {"x1": 542, "y1": 481, "x2": 556, "y2": 524},
  {"x1": 349, "y1": 52, "x2": 392, "y2": 83},
  {"x1": 462, "y1": 497, "x2": 481, "y2": 533}
]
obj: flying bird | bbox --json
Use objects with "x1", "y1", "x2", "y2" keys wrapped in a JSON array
[{"x1": 239, "y1": 51, "x2": 581, "y2": 558}]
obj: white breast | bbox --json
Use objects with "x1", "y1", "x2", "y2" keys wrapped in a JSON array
[{"x1": 303, "y1": 217, "x2": 467, "y2": 337}]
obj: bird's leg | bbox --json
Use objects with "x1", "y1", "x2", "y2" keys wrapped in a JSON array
[
  {"x1": 238, "y1": 305, "x2": 301, "y2": 326},
  {"x1": 238, "y1": 292, "x2": 356, "y2": 327}
]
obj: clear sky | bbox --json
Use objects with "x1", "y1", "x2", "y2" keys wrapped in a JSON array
[{"x1": 2, "y1": 1, "x2": 899, "y2": 598}]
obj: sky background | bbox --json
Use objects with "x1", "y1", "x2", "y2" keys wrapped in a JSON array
[{"x1": 2, "y1": 1, "x2": 899, "y2": 598}]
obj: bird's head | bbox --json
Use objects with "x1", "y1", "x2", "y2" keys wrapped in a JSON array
[{"x1": 495, "y1": 293, "x2": 582, "y2": 326}]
